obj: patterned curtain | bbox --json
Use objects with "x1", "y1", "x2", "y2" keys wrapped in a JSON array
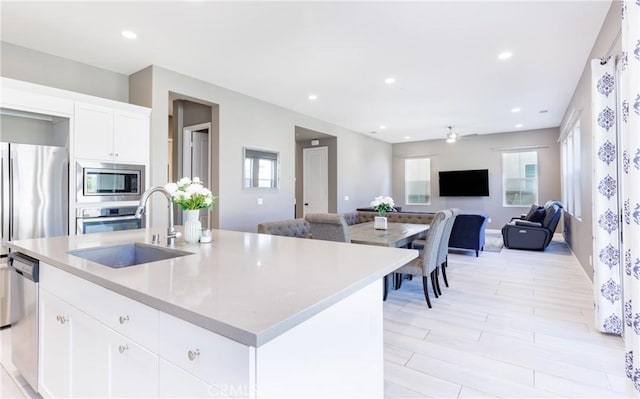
[
  {"x1": 621, "y1": 0, "x2": 640, "y2": 394},
  {"x1": 592, "y1": 58, "x2": 622, "y2": 334}
]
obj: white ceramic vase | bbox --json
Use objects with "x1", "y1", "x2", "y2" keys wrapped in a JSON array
[
  {"x1": 374, "y1": 216, "x2": 388, "y2": 230},
  {"x1": 183, "y1": 209, "x2": 202, "y2": 244}
]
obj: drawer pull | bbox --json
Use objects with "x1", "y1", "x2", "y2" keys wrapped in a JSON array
[
  {"x1": 118, "y1": 345, "x2": 129, "y2": 354},
  {"x1": 56, "y1": 315, "x2": 68, "y2": 324},
  {"x1": 119, "y1": 315, "x2": 129, "y2": 324},
  {"x1": 187, "y1": 349, "x2": 200, "y2": 361}
]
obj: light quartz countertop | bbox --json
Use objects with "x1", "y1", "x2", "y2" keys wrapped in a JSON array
[{"x1": 8, "y1": 228, "x2": 417, "y2": 347}]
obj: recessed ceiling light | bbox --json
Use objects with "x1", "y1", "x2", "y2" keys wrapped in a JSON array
[
  {"x1": 498, "y1": 51, "x2": 513, "y2": 60},
  {"x1": 121, "y1": 30, "x2": 137, "y2": 39},
  {"x1": 308, "y1": 94, "x2": 318, "y2": 101},
  {"x1": 404, "y1": 136, "x2": 411, "y2": 140},
  {"x1": 515, "y1": 123, "x2": 523, "y2": 128},
  {"x1": 379, "y1": 125, "x2": 387, "y2": 130},
  {"x1": 511, "y1": 107, "x2": 521, "y2": 113},
  {"x1": 384, "y1": 77, "x2": 396, "y2": 85}
]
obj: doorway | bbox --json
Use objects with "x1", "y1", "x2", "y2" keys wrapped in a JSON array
[
  {"x1": 294, "y1": 126, "x2": 337, "y2": 218},
  {"x1": 168, "y1": 97, "x2": 216, "y2": 228},
  {"x1": 183, "y1": 122, "x2": 211, "y2": 227},
  {"x1": 303, "y1": 146, "x2": 328, "y2": 215}
]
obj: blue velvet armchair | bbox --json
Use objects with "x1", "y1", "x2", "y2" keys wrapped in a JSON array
[{"x1": 448, "y1": 214, "x2": 488, "y2": 257}]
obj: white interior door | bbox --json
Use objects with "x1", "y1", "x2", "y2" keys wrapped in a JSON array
[
  {"x1": 182, "y1": 123, "x2": 211, "y2": 228},
  {"x1": 303, "y1": 147, "x2": 328, "y2": 215}
]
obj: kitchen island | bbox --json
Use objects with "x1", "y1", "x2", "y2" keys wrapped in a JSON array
[{"x1": 8, "y1": 228, "x2": 417, "y2": 398}]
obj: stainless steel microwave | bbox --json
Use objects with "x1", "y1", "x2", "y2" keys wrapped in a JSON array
[{"x1": 76, "y1": 161, "x2": 145, "y2": 203}]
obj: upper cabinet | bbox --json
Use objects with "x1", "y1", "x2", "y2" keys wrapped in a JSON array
[{"x1": 75, "y1": 103, "x2": 149, "y2": 165}]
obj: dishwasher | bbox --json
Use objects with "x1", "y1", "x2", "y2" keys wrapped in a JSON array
[{"x1": 8, "y1": 252, "x2": 39, "y2": 391}]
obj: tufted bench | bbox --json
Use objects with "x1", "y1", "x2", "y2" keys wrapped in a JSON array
[
  {"x1": 257, "y1": 218, "x2": 311, "y2": 238},
  {"x1": 355, "y1": 211, "x2": 434, "y2": 226}
]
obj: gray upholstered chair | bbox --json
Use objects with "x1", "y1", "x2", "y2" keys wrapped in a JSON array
[
  {"x1": 393, "y1": 210, "x2": 449, "y2": 308},
  {"x1": 436, "y1": 208, "x2": 460, "y2": 290},
  {"x1": 341, "y1": 211, "x2": 360, "y2": 226},
  {"x1": 305, "y1": 213, "x2": 351, "y2": 242},
  {"x1": 411, "y1": 208, "x2": 459, "y2": 291},
  {"x1": 257, "y1": 218, "x2": 311, "y2": 238}
]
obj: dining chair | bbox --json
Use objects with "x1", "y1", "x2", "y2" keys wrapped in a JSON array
[
  {"x1": 411, "y1": 208, "x2": 458, "y2": 292},
  {"x1": 393, "y1": 210, "x2": 449, "y2": 308},
  {"x1": 305, "y1": 213, "x2": 351, "y2": 242},
  {"x1": 436, "y1": 208, "x2": 460, "y2": 290}
]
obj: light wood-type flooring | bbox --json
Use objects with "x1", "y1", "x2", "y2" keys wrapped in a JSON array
[
  {"x1": 383, "y1": 236, "x2": 626, "y2": 398},
  {"x1": 0, "y1": 236, "x2": 626, "y2": 398}
]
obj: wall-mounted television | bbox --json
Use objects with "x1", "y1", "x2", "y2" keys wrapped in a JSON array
[{"x1": 438, "y1": 169, "x2": 489, "y2": 197}]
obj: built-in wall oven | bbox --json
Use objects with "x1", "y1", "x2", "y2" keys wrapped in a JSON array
[
  {"x1": 76, "y1": 207, "x2": 144, "y2": 235},
  {"x1": 76, "y1": 161, "x2": 145, "y2": 203}
]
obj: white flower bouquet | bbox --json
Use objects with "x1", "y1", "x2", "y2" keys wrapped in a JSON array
[
  {"x1": 165, "y1": 177, "x2": 217, "y2": 210},
  {"x1": 370, "y1": 196, "x2": 395, "y2": 216}
]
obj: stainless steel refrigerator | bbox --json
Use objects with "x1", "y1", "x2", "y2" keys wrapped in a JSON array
[{"x1": 1, "y1": 142, "x2": 68, "y2": 327}]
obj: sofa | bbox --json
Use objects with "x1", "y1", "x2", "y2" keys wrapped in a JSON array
[
  {"x1": 501, "y1": 201, "x2": 563, "y2": 250},
  {"x1": 343, "y1": 210, "x2": 434, "y2": 226}
]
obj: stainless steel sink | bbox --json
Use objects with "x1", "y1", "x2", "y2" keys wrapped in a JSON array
[{"x1": 68, "y1": 243, "x2": 193, "y2": 268}]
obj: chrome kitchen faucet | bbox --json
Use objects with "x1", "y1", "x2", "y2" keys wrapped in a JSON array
[{"x1": 135, "y1": 186, "x2": 181, "y2": 246}]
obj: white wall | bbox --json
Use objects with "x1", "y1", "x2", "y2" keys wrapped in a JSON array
[
  {"x1": 392, "y1": 128, "x2": 561, "y2": 230},
  {"x1": 559, "y1": 1, "x2": 621, "y2": 279},
  {"x1": 130, "y1": 66, "x2": 392, "y2": 233}
]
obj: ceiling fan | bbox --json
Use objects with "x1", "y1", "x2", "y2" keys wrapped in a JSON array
[{"x1": 445, "y1": 126, "x2": 477, "y2": 143}]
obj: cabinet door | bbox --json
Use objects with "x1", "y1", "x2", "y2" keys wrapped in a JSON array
[
  {"x1": 113, "y1": 111, "x2": 149, "y2": 164},
  {"x1": 69, "y1": 305, "x2": 110, "y2": 398},
  {"x1": 108, "y1": 331, "x2": 158, "y2": 398},
  {"x1": 159, "y1": 359, "x2": 226, "y2": 398},
  {"x1": 39, "y1": 290, "x2": 71, "y2": 399},
  {"x1": 74, "y1": 103, "x2": 114, "y2": 161}
]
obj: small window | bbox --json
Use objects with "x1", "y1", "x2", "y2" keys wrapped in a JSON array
[
  {"x1": 561, "y1": 120, "x2": 581, "y2": 218},
  {"x1": 503, "y1": 151, "x2": 538, "y2": 206},
  {"x1": 405, "y1": 158, "x2": 431, "y2": 205}
]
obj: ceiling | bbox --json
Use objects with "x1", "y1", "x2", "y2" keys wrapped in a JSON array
[{"x1": 0, "y1": 1, "x2": 611, "y2": 143}]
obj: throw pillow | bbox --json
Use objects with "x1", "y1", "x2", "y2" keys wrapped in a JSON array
[
  {"x1": 527, "y1": 207, "x2": 546, "y2": 223},
  {"x1": 524, "y1": 204, "x2": 539, "y2": 220}
]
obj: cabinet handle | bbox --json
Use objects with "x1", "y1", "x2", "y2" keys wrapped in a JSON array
[
  {"x1": 187, "y1": 349, "x2": 200, "y2": 361},
  {"x1": 56, "y1": 315, "x2": 68, "y2": 324},
  {"x1": 114, "y1": 153, "x2": 119, "y2": 157},
  {"x1": 118, "y1": 345, "x2": 129, "y2": 354},
  {"x1": 119, "y1": 315, "x2": 129, "y2": 324},
  {"x1": 109, "y1": 152, "x2": 114, "y2": 156}
]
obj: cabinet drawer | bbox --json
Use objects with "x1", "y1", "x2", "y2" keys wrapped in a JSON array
[
  {"x1": 158, "y1": 312, "x2": 253, "y2": 396},
  {"x1": 41, "y1": 264, "x2": 159, "y2": 351}
]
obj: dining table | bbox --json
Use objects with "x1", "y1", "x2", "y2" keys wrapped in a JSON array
[
  {"x1": 349, "y1": 222, "x2": 429, "y2": 299},
  {"x1": 349, "y1": 221, "x2": 429, "y2": 248}
]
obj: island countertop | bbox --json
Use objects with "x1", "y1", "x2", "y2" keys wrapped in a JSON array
[{"x1": 8, "y1": 228, "x2": 417, "y2": 347}]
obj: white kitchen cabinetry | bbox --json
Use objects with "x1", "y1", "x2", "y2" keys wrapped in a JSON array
[
  {"x1": 74, "y1": 102, "x2": 149, "y2": 164},
  {"x1": 159, "y1": 359, "x2": 218, "y2": 399},
  {"x1": 38, "y1": 290, "x2": 72, "y2": 399},
  {"x1": 37, "y1": 258, "x2": 383, "y2": 398},
  {"x1": 107, "y1": 329, "x2": 159, "y2": 398},
  {"x1": 39, "y1": 265, "x2": 159, "y2": 398}
]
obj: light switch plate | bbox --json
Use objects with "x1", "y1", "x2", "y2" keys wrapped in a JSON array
[
  {"x1": 344, "y1": 195, "x2": 349, "y2": 201},
  {"x1": 257, "y1": 198, "x2": 263, "y2": 205}
]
